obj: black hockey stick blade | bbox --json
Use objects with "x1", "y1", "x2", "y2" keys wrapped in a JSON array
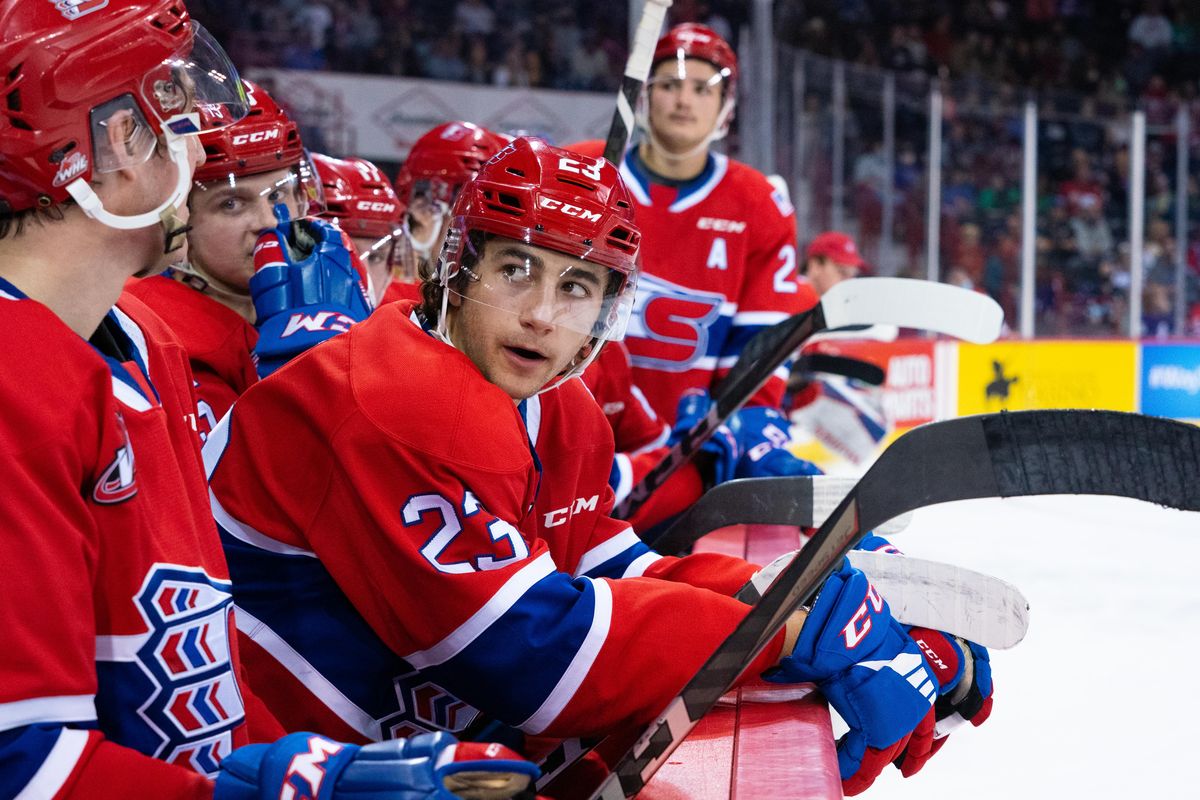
[
  {"x1": 589, "y1": 410, "x2": 1200, "y2": 799},
  {"x1": 793, "y1": 352, "x2": 886, "y2": 386},
  {"x1": 603, "y1": 0, "x2": 671, "y2": 164}
]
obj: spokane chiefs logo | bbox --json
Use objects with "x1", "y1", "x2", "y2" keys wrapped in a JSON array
[
  {"x1": 95, "y1": 566, "x2": 245, "y2": 776},
  {"x1": 623, "y1": 272, "x2": 728, "y2": 372}
]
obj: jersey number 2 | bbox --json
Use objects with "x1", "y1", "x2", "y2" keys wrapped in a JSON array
[{"x1": 404, "y1": 492, "x2": 530, "y2": 575}]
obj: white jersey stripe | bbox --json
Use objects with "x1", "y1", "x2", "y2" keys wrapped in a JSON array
[
  {"x1": 210, "y1": 490, "x2": 317, "y2": 558},
  {"x1": 96, "y1": 633, "x2": 149, "y2": 662},
  {"x1": 612, "y1": 454, "x2": 634, "y2": 505},
  {"x1": 0, "y1": 696, "x2": 96, "y2": 733},
  {"x1": 235, "y1": 607, "x2": 383, "y2": 741},
  {"x1": 520, "y1": 577, "x2": 613, "y2": 734},
  {"x1": 669, "y1": 154, "x2": 729, "y2": 213},
  {"x1": 574, "y1": 527, "x2": 640, "y2": 578},
  {"x1": 621, "y1": 551, "x2": 663, "y2": 578},
  {"x1": 405, "y1": 552, "x2": 556, "y2": 669},
  {"x1": 14, "y1": 728, "x2": 90, "y2": 800}
]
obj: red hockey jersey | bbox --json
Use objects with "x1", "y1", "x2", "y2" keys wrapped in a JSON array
[
  {"x1": 205, "y1": 301, "x2": 781, "y2": 744},
  {"x1": 570, "y1": 142, "x2": 804, "y2": 423},
  {"x1": 0, "y1": 280, "x2": 262, "y2": 799},
  {"x1": 126, "y1": 274, "x2": 258, "y2": 441}
]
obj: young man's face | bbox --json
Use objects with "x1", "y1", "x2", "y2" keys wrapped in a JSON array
[
  {"x1": 187, "y1": 167, "x2": 304, "y2": 291},
  {"x1": 448, "y1": 237, "x2": 609, "y2": 400},
  {"x1": 646, "y1": 58, "x2": 725, "y2": 154},
  {"x1": 806, "y1": 256, "x2": 860, "y2": 296}
]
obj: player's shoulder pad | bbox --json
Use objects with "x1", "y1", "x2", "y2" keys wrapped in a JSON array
[
  {"x1": 348, "y1": 303, "x2": 533, "y2": 474},
  {"x1": 126, "y1": 275, "x2": 255, "y2": 359},
  {"x1": 1, "y1": 294, "x2": 113, "y2": 406}
]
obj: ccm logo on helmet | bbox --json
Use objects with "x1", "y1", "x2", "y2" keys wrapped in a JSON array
[
  {"x1": 50, "y1": 0, "x2": 110, "y2": 20},
  {"x1": 232, "y1": 130, "x2": 280, "y2": 146},
  {"x1": 355, "y1": 200, "x2": 397, "y2": 213},
  {"x1": 538, "y1": 197, "x2": 601, "y2": 223}
]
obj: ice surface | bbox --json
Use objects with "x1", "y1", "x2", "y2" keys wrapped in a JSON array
[{"x1": 867, "y1": 494, "x2": 1200, "y2": 798}]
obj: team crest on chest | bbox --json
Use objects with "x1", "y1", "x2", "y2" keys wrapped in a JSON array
[{"x1": 93, "y1": 412, "x2": 137, "y2": 504}]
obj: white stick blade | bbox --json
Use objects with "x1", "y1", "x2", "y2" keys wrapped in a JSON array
[{"x1": 821, "y1": 277, "x2": 1004, "y2": 344}]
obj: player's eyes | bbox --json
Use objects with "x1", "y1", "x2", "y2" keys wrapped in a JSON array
[
  {"x1": 560, "y1": 280, "x2": 592, "y2": 300},
  {"x1": 218, "y1": 197, "x2": 243, "y2": 213}
]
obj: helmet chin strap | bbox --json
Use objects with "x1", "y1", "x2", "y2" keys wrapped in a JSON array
[
  {"x1": 65, "y1": 134, "x2": 194, "y2": 254},
  {"x1": 170, "y1": 260, "x2": 256, "y2": 321}
]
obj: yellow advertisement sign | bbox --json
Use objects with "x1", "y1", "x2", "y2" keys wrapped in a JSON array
[{"x1": 957, "y1": 341, "x2": 1137, "y2": 415}]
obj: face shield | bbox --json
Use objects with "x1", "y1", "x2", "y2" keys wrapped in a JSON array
[
  {"x1": 66, "y1": 23, "x2": 248, "y2": 232},
  {"x1": 441, "y1": 227, "x2": 637, "y2": 343},
  {"x1": 189, "y1": 149, "x2": 326, "y2": 222}
]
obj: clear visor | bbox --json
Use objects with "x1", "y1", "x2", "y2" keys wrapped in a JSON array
[
  {"x1": 405, "y1": 177, "x2": 458, "y2": 254},
  {"x1": 89, "y1": 23, "x2": 248, "y2": 175},
  {"x1": 645, "y1": 68, "x2": 729, "y2": 100},
  {"x1": 445, "y1": 230, "x2": 635, "y2": 341},
  {"x1": 190, "y1": 151, "x2": 327, "y2": 219}
]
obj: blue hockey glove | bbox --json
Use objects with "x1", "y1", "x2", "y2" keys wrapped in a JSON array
[
  {"x1": 763, "y1": 560, "x2": 937, "y2": 796},
  {"x1": 672, "y1": 391, "x2": 820, "y2": 485},
  {"x1": 894, "y1": 627, "x2": 994, "y2": 777},
  {"x1": 251, "y1": 205, "x2": 374, "y2": 377},
  {"x1": 214, "y1": 731, "x2": 538, "y2": 800}
]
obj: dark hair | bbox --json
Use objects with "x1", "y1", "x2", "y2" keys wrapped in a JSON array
[
  {"x1": 418, "y1": 228, "x2": 492, "y2": 325},
  {"x1": 0, "y1": 202, "x2": 67, "y2": 241}
]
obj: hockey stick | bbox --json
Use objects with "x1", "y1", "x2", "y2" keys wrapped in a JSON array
[
  {"x1": 646, "y1": 476, "x2": 1022, "y2": 648},
  {"x1": 648, "y1": 475, "x2": 911, "y2": 555},
  {"x1": 586, "y1": 410, "x2": 1200, "y2": 799},
  {"x1": 614, "y1": 278, "x2": 1004, "y2": 520},
  {"x1": 793, "y1": 353, "x2": 886, "y2": 385},
  {"x1": 745, "y1": 548, "x2": 1031, "y2": 650},
  {"x1": 605, "y1": 0, "x2": 672, "y2": 164}
]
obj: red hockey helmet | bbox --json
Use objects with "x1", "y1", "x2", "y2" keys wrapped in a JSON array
[
  {"x1": 190, "y1": 80, "x2": 323, "y2": 217},
  {"x1": 437, "y1": 137, "x2": 640, "y2": 346},
  {"x1": 312, "y1": 152, "x2": 408, "y2": 289},
  {"x1": 313, "y1": 153, "x2": 403, "y2": 239},
  {"x1": 0, "y1": 0, "x2": 247, "y2": 224},
  {"x1": 394, "y1": 121, "x2": 512, "y2": 209},
  {"x1": 640, "y1": 23, "x2": 738, "y2": 145}
]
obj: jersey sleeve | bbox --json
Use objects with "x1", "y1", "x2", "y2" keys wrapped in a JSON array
[
  {"x1": 208, "y1": 372, "x2": 783, "y2": 741},
  {"x1": 715, "y1": 177, "x2": 804, "y2": 409}
]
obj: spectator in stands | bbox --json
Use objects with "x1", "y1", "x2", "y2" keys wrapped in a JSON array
[
  {"x1": 455, "y1": 0, "x2": 496, "y2": 37},
  {"x1": 1070, "y1": 195, "x2": 1115, "y2": 262},
  {"x1": 1128, "y1": 0, "x2": 1175, "y2": 55}
]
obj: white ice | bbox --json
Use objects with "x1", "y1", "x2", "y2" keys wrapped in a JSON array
[{"x1": 867, "y1": 494, "x2": 1200, "y2": 798}]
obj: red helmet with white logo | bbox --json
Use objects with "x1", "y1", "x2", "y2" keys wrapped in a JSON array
[
  {"x1": 0, "y1": 0, "x2": 247, "y2": 223},
  {"x1": 313, "y1": 153, "x2": 403, "y2": 239},
  {"x1": 189, "y1": 80, "x2": 323, "y2": 217},
  {"x1": 434, "y1": 137, "x2": 640, "y2": 356},
  {"x1": 194, "y1": 80, "x2": 304, "y2": 183},
  {"x1": 394, "y1": 121, "x2": 512, "y2": 208},
  {"x1": 640, "y1": 23, "x2": 738, "y2": 146}
]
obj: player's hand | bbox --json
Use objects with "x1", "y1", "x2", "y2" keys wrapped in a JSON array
[
  {"x1": 214, "y1": 731, "x2": 539, "y2": 800},
  {"x1": 671, "y1": 391, "x2": 819, "y2": 485},
  {"x1": 893, "y1": 627, "x2": 994, "y2": 777},
  {"x1": 763, "y1": 560, "x2": 938, "y2": 796},
  {"x1": 250, "y1": 206, "x2": 374, "y2": 377}
]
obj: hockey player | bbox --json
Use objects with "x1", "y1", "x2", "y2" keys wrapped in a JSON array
[
  {"x1": 126, "y1": 80, "x2": 319, "y2": 433},
  {"x1": 129, "y1": 80, "x2": 372, "y2": 431},
  {"x1": 311, "y1": 152, "x2": 406, "y2": 306},
  {"x1": 387, "y1": 120, "x2": 511, "y2": 303},
  {"x1": 205, "y1": 137, "x2": 963, "y2": 795},
  {"x1": 571, "y1": 23, "x2": 805, "y2": 426},
  {"x1": 0, "y1": 2, "x2": 534, "y2": 798}
]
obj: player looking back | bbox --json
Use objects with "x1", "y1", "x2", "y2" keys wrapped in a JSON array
[
  {"x1": 0, "y1": 3, "x2": 536, "y2": 797},
  {"x1": 572, "y1": 23, "x2": 804, "y2": 425},
  {"x1": 204, "y1": 137, "x2": 952, "y2": 795}
]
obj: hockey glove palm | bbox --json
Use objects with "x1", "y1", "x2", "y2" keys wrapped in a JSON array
[
  {"x1": 214, "y1": 731, "x2": 538, "y2": 800},
  {"x1": 251, "y1": 208, "x2": 374, "y2": 377},
  {"x1": 763, "y1": 560, "x2": 938, "y2": 796},
  {"x1": 894, "y1": 627, "x2": 994, "y2": 777},
  {"x1": 672, "y1": 391, "x2": 820, "y2": 486}
]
